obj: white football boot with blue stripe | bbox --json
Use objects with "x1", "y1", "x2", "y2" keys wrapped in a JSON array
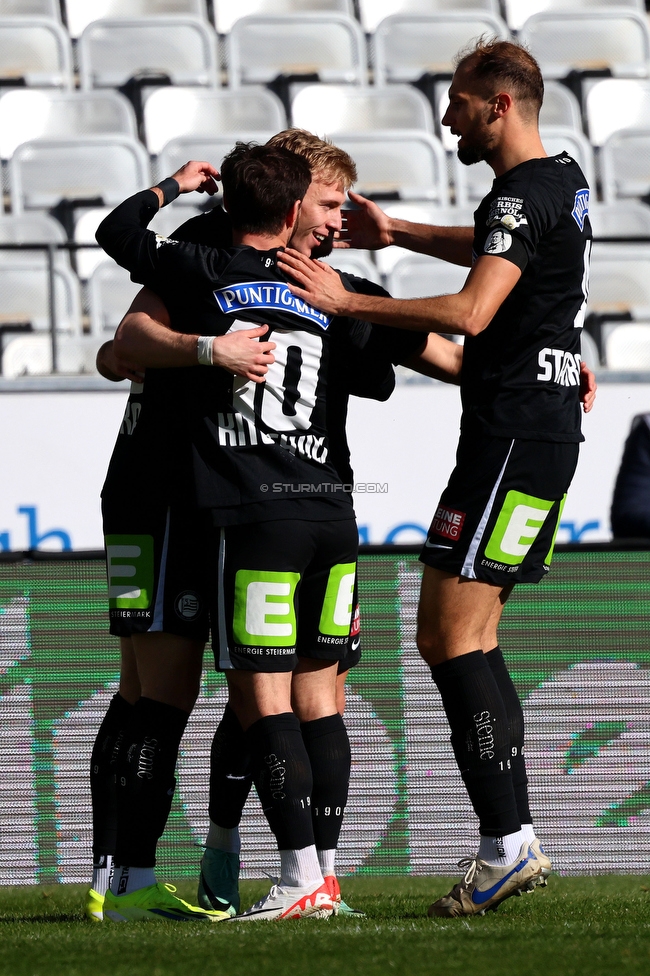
[{"x1": 428, "y1": 842, "x2": 542, "y2": 917}]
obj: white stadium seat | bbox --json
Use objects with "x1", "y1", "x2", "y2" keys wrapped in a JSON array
[
  {"x1": 376, "y1": 202, "x2": 473, "y2": 275},
  {"x1": 0, "y1": 213, "x2": 69, "y2": 269},
  {"x1": 372, "y1": 13, "x2": 510, "y2": 85},
  {"x1": 89, "y1": 261, "x2": 143, "y2": 337},
  {"x1": 213, "y1": 1, "x2": 354, "y2": 36},
  {"x1": 332, "y1": 132, "x2": 449, "y2": 202},
  {"x1": 0, "y1": 263, "x2": 81, "y2": 334},
  {"x1": 589, "y1": 202, "x2": 650, "y2": 238},
  {"x1": 437, "y1": 79, "x2": 582, "y2": 151},
  {"x1": 9, "y1": 136, "x2": 151, "y2": 213},
  {"x1": 2, "y1": 335, "x2": 103, "y2": 378},
  {"x1": 387, "y1": 253, "x2": 468, "y2": 300},
  {"x1": 0, "y1": 1, "x2": 60, "y2": 18},
  {"x1": 503, "y1": 0, "x2": 645, "y2": 33},
  {"x1": 157, "y1": 132, "x2": 277, "y2": 199},
  {"x1": 143, "y1": 86, "x2": 286, "y2": 155},
  {"x1": 604, "y1": 322, "x2": 650, "y2": 368},
  {"x1": 358, "y1": 1, "x2": 501, "y2": 35},
  {"x1": 581, "y1": 328, "x2": 600, "y2": 371},
  {"x1": 0, "y1": 16, "x2": 72, "y2": 88},
  {"x1": 78, "y1": 17, "x2": 219, "y2": 89},
  {"x1": 601, "y1": 129, "x2": 650, "y2": 202},
  {"x1": 74, "y1": 208, "x2": 110, "y2": 280},
  {"x1": 322, "y1": 251, "x2": 380, "y2": 285},
  {"x1": 519, "y1": 11, "x2": 650, "y2": 79},
  {"x1": 65, "y1": 0, "x2": 209, "y2": 39},
  {"x1": 452, "y1": 127, "x2": 595, "y2": 207},
  {"x1": 586, "y1": 79, "x2": 650, "y2": 146},
  {"x1": 291, "y1": 84, "x2": 433, "y2": 136},
  {"x1": 227, "y1": 14, "x2": 366, "y2": 86},
  {"x1": 589, "y1": 244, "x2": 650, "y2": 317},
  {"x1": 0, "y1": 89, "x2": 137, "y2": 160}
]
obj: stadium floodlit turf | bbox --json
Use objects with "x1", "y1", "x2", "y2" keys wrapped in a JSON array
[{"x1": 1, "y1": 877, "x2": 650, "y2": 976}]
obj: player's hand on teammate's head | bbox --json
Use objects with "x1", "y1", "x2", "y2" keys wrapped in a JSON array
[
  {"x1": 334, "y1": 192, "x2": 394, "y2": 251},
  {"x1": 96, "y1": 339, "x2": 144, "y2": 383},
  {"x1": 212, "y1": 324, "x2": 276, "y2": 383},
  {"x1": 579, "y1": 360, "x2": 597, "y2": 414},
  {"x1": 171, "y1": 160, "x2": 220, "y2": 195},
  {"x1": 277, "y1": 249, "x2": 348, "y2": 316}
]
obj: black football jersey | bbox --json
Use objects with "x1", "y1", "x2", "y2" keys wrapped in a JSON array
[
  {"x1": 462, "y1": 152, "x2": 592, "y2": 443},
  {"x1": 98, "y1": 188, "x2": 422, "y2": 523}
]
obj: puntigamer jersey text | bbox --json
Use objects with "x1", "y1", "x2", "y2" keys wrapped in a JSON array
[
  {"x1": 463, "y1": 152, "x2": 592, "y2": 442},
  {"x1": 97, "y1": 185, "x2": 420, "y2": 524}
]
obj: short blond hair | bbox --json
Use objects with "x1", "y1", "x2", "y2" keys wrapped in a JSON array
[{"x1": 266, "y1": 128, "x2": 357, "y2": 190}]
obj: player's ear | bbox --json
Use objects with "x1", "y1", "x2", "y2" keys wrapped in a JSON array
[
  {"x1": 492, "y1": 91, "x2": 513, "y2": 119},
  {"x1": 287, "y1": 199, "x2": 301, "y2": 230}
]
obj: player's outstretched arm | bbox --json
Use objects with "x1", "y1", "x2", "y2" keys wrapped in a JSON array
[
  {"x1": 580, "y1": 359, "x2": 597, "y2": 413},
  {"x1": 336, "y1": 191, "x2": 473, "y2": 267},
  {"x1": 278, "y1": 249, "x2": 521, "y2": 335},
  {"x1": 113, "y1": 288, "x2": 275, "y2": 381},
  {"x1": 401, "y1": 334, "x2": 463, "y2": 384}
]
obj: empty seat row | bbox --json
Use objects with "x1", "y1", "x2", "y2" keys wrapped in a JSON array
[
  {"x1": 4, "y1": 126, "x2": 650, "y2": 225},
  {"x1": 5, "y1": 1, "x2": 647, "y2": 36},
  {"x1": 3, "y1": 10, "x2": 650, "y2": 92}
]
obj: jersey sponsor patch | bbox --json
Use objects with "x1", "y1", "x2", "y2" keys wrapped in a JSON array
[
  {"x1": 571, "y1": 188, "x2": 590, "y2": 232},
  {"x1": 429, "y1": 504, "x2": 466, "y2": 541},
  {"x1": 484, "y1": 228, "x2": 512, "y2": 255},
  {"x1": 487, "y1": 195, "x2": 527, "y2": 229},
  {"x1": 214, "y1": 280, "x2": 332, "y2": 330}
]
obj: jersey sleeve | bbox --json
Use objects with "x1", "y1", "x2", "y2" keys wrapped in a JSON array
[
  {"x1": 480, "y1": 163, "x2": 566, "y2": 271},
  {"x1": 95, "y1": 183, "x2": 230, "y2": 291},
  {"x1": 171, "y1": 206, "x2": 233, "y2": 247}
]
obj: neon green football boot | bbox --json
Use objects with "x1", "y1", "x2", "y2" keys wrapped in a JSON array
[{"x1": 104, "y1": 882, "x2": 231, "y2": 922}]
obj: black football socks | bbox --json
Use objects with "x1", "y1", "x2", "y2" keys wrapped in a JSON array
[
  {"x1": 485, "y1": 645, "x2": 533, "y2": 828},
  {"x1": 246, "y1": 712, "x2": 322, "y2": 887},
  {"x1": 206, "y1": 704, "x2": 253, "y2": 853},
  {"x1": 90, "y1": 692, "x2": 133, "y2": 892},
  {"x1": 431, "y1": 650, "x2": 522, "y2": 860},
  {"x1": 301, "y1": 713, "x2": 351, "y2": 879},
  {"x1": 114, "y1": 697, "x2": 189, "y2": 872}
]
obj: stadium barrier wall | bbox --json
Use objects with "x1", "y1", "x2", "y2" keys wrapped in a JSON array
[{"x1": 1, "y1": 545, "x2": 649, "y2": 885}]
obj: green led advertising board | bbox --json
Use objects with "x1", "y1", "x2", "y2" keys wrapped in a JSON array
[{"x1": 0, "y1": 549, "x2": 649, "y2": 885}]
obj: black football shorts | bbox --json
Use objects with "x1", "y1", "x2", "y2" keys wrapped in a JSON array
[
  {"x1": 212, "y1": 518, "x2": 359, "y2": 673},
  {"x1": 102, "y1": 492, "x2": 211, "y2": 641},
  {"x1": 420, "y1": 430, "x2": 579, "y2": 585}
]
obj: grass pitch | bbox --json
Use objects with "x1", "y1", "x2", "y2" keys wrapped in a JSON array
[{"x1": 1, "y1": 876, "x2": 649, "y2": 976}]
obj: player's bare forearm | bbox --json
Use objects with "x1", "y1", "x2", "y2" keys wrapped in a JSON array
[
  {"x1": 390, "y1": 220, "x2": 474, "y2": 267},
  {"x1": 337, "y1": 193, "x2": 473, "y2": 266},
  {"x1": 114, "y1": 290, "x2": 275, "y2": 381},
  {"x1": 402, "y1": 334, "x2": 463, "y2": 384},
  {"x1": 114, "y1": 311, "x2": 198, "y2": 367},
  {"x1": 277, "y1": 249, "x2": 521, "y2": 336}
]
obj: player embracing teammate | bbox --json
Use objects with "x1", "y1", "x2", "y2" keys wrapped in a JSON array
[{"x1": 279, "y1": 38, "x2": 595, "y2": 917}]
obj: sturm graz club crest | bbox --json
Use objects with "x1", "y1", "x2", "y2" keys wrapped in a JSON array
[{"x1": 174, "y1": 591, "x2": 201, "y2": 620}]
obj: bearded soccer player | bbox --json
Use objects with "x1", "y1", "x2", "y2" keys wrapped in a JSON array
[{"x1": 278, "y1": 40, "x2": 595, "y2": 917}]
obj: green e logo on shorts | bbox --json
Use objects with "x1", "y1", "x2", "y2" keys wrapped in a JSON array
[
  {"x1": 319, "y1": 563, "x2": 356, "y2": 636},
  {"x1": 484, "y1": 492, "x2": 555, "y2": 566},
  {"x1": 233, "y1": 570, "x2": 300, "y2": 646},
  {"x1": 105, "y1": 534, "x2": 154, "y2": 608}
]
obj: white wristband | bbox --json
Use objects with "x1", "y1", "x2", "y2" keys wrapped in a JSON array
[{"x1": 197, "y1": 335, "x2": 214, "y2": 365}]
